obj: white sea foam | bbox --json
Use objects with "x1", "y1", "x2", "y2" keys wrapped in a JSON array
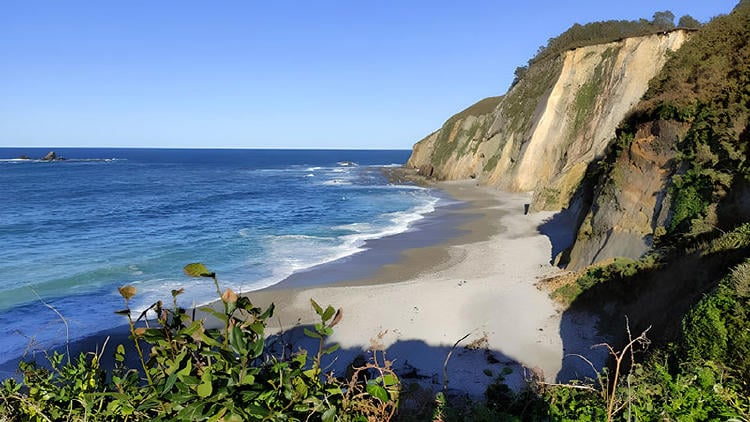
[{"x1": 252, "y1": 194, "x2": 440, "y2": 290}]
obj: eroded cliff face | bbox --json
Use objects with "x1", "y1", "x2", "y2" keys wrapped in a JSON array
[
  {"x1": 407, "y1": 31, "x2": 689, "y2": 212},
  {"x1": 566, "y1": 120, "x2": 689, "y2": 268}
]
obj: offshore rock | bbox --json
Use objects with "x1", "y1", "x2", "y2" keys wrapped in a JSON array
[{"x1": 42, "y1": 151, "x2": 57, "y2": 161}]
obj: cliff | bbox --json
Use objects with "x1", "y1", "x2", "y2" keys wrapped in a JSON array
[
  {"x1": 403, "y1": 4, "x2": 750, "y2": 414},
  {"x1": 407, "y1": 31, "x2": 689, "y2": 212},
  {"x1": 566, "y1": 4, "x2": 750, "y2": 268},
  {"x1": 409, "y1": 3, "x2": 750, "y2": 272}
]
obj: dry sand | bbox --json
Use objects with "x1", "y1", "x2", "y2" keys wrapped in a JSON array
[
  {"x1": 0, "y1": 181, "x2": 606, "y2": 395},
  {"x1": 244, "y1": 180, "x2": 606, "y2": 396}
]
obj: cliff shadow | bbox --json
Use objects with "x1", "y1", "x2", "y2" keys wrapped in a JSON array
[
  {"x1": 536, "y1": 159, "x2": 602, "y2": 267},
  {"x1": 537, "y1": 207, "x2": 579, "y2": 266},
  {"x1": 555, "y1": 242, "x2": 750, "y2": 383},
  {"x1": 0, "y1": 320, "x2": 559, "y2": 417}
]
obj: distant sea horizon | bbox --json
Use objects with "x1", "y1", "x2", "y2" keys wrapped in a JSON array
[{"x1": 0, "y1": 147, "x2": 457, "y2": 366}]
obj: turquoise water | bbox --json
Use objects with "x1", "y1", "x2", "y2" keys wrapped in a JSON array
[{"x1": 0, "y1": 148, "x2": 444, "y2": 364}]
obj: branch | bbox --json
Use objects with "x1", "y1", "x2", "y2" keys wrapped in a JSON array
[
  {"x1": 537, "y1": 381, "x2": 598, "y2": 392},
  {"x1": 443, "y1": 332, "x2": 472, "y2": 393},
  {"x1": 29, "y1": 286, "x2": 70, "y2": 364}
]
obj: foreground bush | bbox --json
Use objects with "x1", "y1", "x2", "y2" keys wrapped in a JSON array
[
  {"x1": 0, "y1": 264, "x2": 399, "y2": 421},
  {"x1": 2, "y1": 261, "x2": 748, "y2": 421}
]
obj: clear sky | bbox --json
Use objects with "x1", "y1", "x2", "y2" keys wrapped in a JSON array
[{"x1": 0, "y1": 1, "x2": 739, "y2": 149}]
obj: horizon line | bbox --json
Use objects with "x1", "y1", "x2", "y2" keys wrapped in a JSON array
[{"x1": 0, "y1": 146, "x2": 413, "y2": 151}]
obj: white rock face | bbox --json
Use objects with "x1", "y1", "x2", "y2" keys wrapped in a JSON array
[{"x1": 407, "y1": 31, "x2": 689, "y2": 211}]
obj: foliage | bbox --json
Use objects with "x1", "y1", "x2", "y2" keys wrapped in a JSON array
[
  {"x1": 552, "y1": 256, "x2": 659, "y2": 305},
  {"x1": 569, "y1": 47, "x2": 619, "y2": 138},
  {"x1": 681, "y1": 261, "x2": 750, "y2": 393},
  {"x1": 0, "y1": 264, "x2": 399, "y2": 421},
  {"x1": 430, "y1": 96, "x2": 502, "y2": 166},
  {"x1": 529, "y1": 11, "x2": 678, "y2": 65},
  {"x1": 677, "y1": 14, "x2": 701, "y2": 29},
  {"x1": 600, "y1": 3, "x2": 750, "y2": 240}
]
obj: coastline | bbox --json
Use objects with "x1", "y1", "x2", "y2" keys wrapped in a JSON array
[
  {"x1": 233, "y1": 180, "x2": 603, "y2": 395},
  {"x1": 1, "y1": 179, "x2": 605, "y2": 396}
]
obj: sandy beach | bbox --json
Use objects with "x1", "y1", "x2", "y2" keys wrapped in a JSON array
[
  {"x1": 0, "y1": 180, "x2": 605, "y2": 396},
  {"x1": 242, "y1": 180, "x2": 604, "y2": 396}
]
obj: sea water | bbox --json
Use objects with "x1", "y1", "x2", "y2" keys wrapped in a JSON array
[{"x1": 0, "y1": 148, "x2": 444, "y2": 364}]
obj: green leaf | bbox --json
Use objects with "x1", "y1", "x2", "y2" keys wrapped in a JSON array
[
  {"x1": 115, "y1": 344, "x2": 125, "y2": 362},
  {"x1": 229, "y1": 324, "x2": 247, "y2": 355},
  {"x1": 197, "y1": 375, "x2": 213, "y2": 398},
  {"x1": 177, "y1": 358, "x2": 192, "y2": 379},
  {"x1": 245, "y1": 404, "x2": 270, "y2": 417},
  {"x1": 200, "y1": 331, "x2": 222, "y2": 347},
  {"x1": 142, "y1": 328, "x2": 166, "y2": 342},
  {"x1": 304, "y1": 328, "x2": 322, "y2": 339},
  {"x1": 198, "y1": 306, "x2": 229, "y2": 323},
  {"x1": 323, "y1": 344, "x2": 340, "y2": 355},
  {"x1": 366, "y1": 382, "x2": 389, "y2": 402},
  {"x1": 326, "y1": 385, "x2": 343, "y2": 396},
  {"x1": 310, "y1": 299, "x2": 323, "y2": 316},
  {"x1": 166, "y1": 349, "x2": 187, "y2": 374},
  {"x1": 322, "y1": 406, "x2": 337, "y2": 422},
  {"x1": 184, "y1": 263, "x2": 213, "y2": 278},
  {"x1": 163, "y1": 371, "x2": 178, "y2": 394},
  {"x1": 259, "y1": 303, "x2": 275, "y2": 319},
  {"x1": 249, "y1": 339, "x2": 264, "y2": 359},
  {"x1": 382, "y1": 373, "x2": 398, "y2": 387},
  {"x1": 248, "y1": 322, "x2": 265, "y2": 336},
  {"x1": 177, "y1": 402, "x2": 206, "y2": 420},
  {"x1": 179, "y1": 320, "x2": 203, "y2": 337},
  {"x1": 322, "y1": 305, "x2": 335, "y2": 322}
]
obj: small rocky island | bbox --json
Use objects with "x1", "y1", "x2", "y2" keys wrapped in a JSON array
[
  {"x1": 41, "y1": 151, "x2": 64, "y2": 161},
  {"x1": 18, "y1": 151, "x2": 66, "y2": 161}
]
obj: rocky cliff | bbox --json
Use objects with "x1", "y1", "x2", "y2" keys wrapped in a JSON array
[
  {"x1": 566, "y1": 4, "x2": 750, "y2": 268},
  {"x1": 409, "y1": 2, "x2": 750, "y2": 271},
  {"x1": 407, "y1": 30, "x2": 689, "y2": 213}
]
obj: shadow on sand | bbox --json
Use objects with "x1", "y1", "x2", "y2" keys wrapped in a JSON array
[{"x1": 0, "y1": 312, "x2": 607, "y2": 416}]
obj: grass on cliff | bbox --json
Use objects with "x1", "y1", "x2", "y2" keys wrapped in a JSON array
[
  {"x1": 429, "y1": 96, "x2": 503, "y2": 166},
  {"x1": 574, "y1": 1, "x2": 750, "y2": 245},
  {"x1": 624, "y1": 1, "x2": 750, "y2": 239}
]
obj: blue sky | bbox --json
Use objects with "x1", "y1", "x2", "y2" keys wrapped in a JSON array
[{"x1": 0, "y1": 1, "x2": 739, "y2": 149}]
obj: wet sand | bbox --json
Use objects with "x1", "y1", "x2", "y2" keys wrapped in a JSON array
[
  {"x1": 2, "y1": 180, "x2": 605, "y2": 396},
  {"x1": 239, "y1": 181, "x2": 581, "y2": 395}
]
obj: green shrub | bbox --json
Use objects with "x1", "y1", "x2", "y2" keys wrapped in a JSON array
[{"x1": 0, "y1": 264, "x2": 399, "y2": 421}]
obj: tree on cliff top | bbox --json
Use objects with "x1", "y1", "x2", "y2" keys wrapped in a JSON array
[
  {"x1": 652, "y1": 10, "x2": 676, "y2": 29},
  {"x1": 678, "y1": 14, "x2": 701, "y2": 28},
  {"x1": 528, "y1": 11, "x2": 679, "y2": 65}
]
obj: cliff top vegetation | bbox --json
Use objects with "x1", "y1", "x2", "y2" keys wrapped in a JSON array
[{"x1": 511, "y1": 10, "x2": 701, "y2": 87}]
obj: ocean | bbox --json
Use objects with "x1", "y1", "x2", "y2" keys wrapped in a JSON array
[{"x1": 0, "y1": 148, "x2": 453, "y2": 365}]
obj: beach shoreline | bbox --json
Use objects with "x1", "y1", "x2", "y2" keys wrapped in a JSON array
[
  {"x1": 232, "y1": 180, "x2": 604, "y2": 395},
  {"x1": 2, "y1": 179, "x2": 606, "y2": 397}
]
